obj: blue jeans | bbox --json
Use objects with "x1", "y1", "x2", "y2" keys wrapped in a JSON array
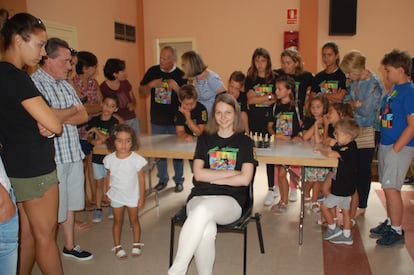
[
  {"x1": 151, "y1": 124, "x2": 184, "y2": 184},
  {"x1": 0, "y1": 188, "x2": 18, "y2": 275}
]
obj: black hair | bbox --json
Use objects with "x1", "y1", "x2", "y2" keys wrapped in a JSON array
[
  {"x1": 103, "y1": 58, "x2": 126, "y2": 80},
  {"x1": 103, "y1": 93, "x2": 120, "y2": 108},
  {"x1": 1, "y1": 12, "x2": 46, "y2": 51},
  {"x1": 75, "y1": 51, "x2": 98, "y2": 75}
]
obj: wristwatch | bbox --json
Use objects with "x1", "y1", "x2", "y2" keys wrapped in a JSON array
[{"x1": 268, "y1": 94, "x2": 273, "y2": 100}]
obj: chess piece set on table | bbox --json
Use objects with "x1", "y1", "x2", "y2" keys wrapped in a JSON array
[{"x1": 249, "y1": 132, "x2": 274, "y2": 148}]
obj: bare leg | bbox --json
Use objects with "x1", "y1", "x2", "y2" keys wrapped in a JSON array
[
  {"x1": 350, "y1": 191, "x2": 359, "y2": 219},
  {"x1": 62, "y1": 211, "x2": 75, "y2": 250},
  {"x1": 127, "y1": 207, "x2": 140, "y2": 243},
  {"x1": 95, "y1": 178, "x2": 104, "y2": 210},
  {"x1": 342, "y1": 209, "x2": 351, "y2": 230},
  {"x1": 320, "y1": 203, "x2": 334, "y2": 225},
  {"x1": 112, "y1": 206, "x2": 125, "y2": 246},
  {"x1": 278, "y1": 166, "x2": 289, "y2": 204},
  {"x1": 384, "y1": 189, "x2": 403, "y2": 227},
  {"x1": 18, "y1": 184, "x2": 63, "y2": 275}
]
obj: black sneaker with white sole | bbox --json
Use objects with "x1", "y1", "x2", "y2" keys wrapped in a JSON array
[{"x1": 63, "y1": 245, "x2": 93, "y2": 261}]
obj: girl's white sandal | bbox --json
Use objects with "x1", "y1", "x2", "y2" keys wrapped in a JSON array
[
  {"x1": 112, "y1": 245, "x2": 127, "y2": 259},
  {"x1": 131, "y1": 243, "x2": 144, "y2": 257}
]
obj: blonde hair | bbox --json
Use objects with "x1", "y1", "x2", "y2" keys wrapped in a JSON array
[
  {"x1": 281, "y1": 48, "x2": 304, "y2": 75},
  {"x1": 340, "y1": 50, "x2": 366, "y2": 74},
  {"x1": 335, "y1": 118, "x2": 360, "y2": 139}
]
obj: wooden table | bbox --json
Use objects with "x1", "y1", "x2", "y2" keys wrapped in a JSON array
[{"x1": 95, "y1": 134, "x2": 338, "y2": 244}]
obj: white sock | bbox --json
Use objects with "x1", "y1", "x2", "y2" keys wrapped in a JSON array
[
  {"x1": 391, "y1": 225, "x2": 402, "y2": 235},
  {"x1": 328, "y1": 223, "x2": 336, "y2": 230},
  {"x1": 343, "y1": 229, "x2": 351, "y2": 238}
]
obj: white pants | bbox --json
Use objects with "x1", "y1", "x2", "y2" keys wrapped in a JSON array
[{"x1": 168, "y1": 195, "x2": 242, "y2": 275}]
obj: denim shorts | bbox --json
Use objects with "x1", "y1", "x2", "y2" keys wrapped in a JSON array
[
  {"x1": 0, "y1": 188, "x2": 18, "y2": 275},
  {"x1": 92, "y1": 163, "x2": 107, "y2": 180}
]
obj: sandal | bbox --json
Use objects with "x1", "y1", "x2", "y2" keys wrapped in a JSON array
[
  {"x1": 270, "y1": 201, "x2": 287, "y2": 215},
  {"x1": 131, "y1": 242, "x2": 144, "y2": 257},
  {"x1": 311, "y1": 202, "x2": 320, "y2": 213},
  {"x1": 112, "y1": 245, "x2": 127, "y2": 259}
]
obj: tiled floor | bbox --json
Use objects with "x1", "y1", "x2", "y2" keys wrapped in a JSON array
[{"x1": 32, "y1": 161, "x2": 414, "y2": 275}]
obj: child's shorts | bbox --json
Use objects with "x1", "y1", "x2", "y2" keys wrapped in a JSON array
[
  {"x1": 92, "y1": 163, "x2": 106, "y2": 180},
  {"x1": 305, "y1": 167, "x2": 330, "y2": 182},
  {"x1": 323, "y1": 193, "x2": 351, "y2": 210},
  {"x1": 111, "y1": 200, "x2": 124, "y2": 208},
  {"x1": 379, "y1": 144, "x2": 414, "y2": 190}
]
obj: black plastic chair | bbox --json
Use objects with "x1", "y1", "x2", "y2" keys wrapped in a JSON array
[{"x1": 169, "y1": 181, "x2": 265, "y2": 275}]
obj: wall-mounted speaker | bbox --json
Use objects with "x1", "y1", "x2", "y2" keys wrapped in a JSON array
[{"x1": 329, "y1": 0, "x2": 357, "y2": 36}]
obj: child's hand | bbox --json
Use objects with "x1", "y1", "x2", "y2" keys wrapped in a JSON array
[
  {"x1": 178, "y1": 105, "x2": 191, "y2": 118},
  {"x1": 183, "y1": 135, "x2": 194, "y2": 142}
]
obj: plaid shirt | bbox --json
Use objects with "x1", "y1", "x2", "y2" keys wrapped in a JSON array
[{"x1": 32, "y1": 68, "x2": 84, "y2": 164}]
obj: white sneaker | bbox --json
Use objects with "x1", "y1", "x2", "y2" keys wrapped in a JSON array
[
  {"x1": 273, "y1": 185, "x2": 280, "y2": 197},
  {"x1": 289, "y1": 189, "x2": 298, "y2": 202},
  {"x1": 264, "y1": 190, "x2": 276, "y2": 206}
]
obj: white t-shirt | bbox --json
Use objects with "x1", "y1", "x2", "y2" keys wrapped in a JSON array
[
  {"x1": 0, "y1": 157, "x2": 11, "y2": 192},
  {"x1": 103, "y1": 151, "x2": 147, "y2": 207}
]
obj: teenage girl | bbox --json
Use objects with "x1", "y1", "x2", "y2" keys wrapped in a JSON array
[
  {"x1": 104, "y1": 124, "x2": 147, "y2": 259},
  {"x1": 244, "y1": 48, "x2": 278, "y2": 207},
  {"x1": 302, "y1": 94, "x2": 330, "y2": 212},
  {"x1": 311, "y1": 42, "x2": 347, "y2": 103},
  {"x1": 268, "y1": 75, "x2": 301, "y2": 214}
]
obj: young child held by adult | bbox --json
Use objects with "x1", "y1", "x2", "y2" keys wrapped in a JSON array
[
  {"x1": 318, "y1": 118, "x2": 359, "y2": 245},
  {"x1": 87, "y1": 94, "x2": 120, "y2": 222},
  {"x1": 175, "y1": 84, "x2": 208, "y2": 143},
  {"x1": 104, "y1": 124, "x2": 147, "y2": 258},
  {"x1": 302, "y1": 94, "x2": 330, "y2": 212},
  {"x1": 227, "y1": 71, "x2": 249, "y2": 132},
  {"x1": 267, "y1": 75, "x2": 302, "y2": 214},
  {"x1": 370, "y1": 49, "x2": 414, "y2": 246}
]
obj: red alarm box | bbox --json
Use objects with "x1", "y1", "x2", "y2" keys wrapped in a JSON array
[{"x1": 284, "y1": 31, "x2": 299, "y2": 50}]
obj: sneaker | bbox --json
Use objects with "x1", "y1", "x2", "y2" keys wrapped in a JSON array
[
  {"x1": 154, "y1": 181, "x2": 168, "y2": 191},
  {"x1": 63, "y1": 245, "x2": 93, "y2": 261},
  {"x1": 289, "y1": 189, "x2": 298, "y2": 202},
  {"x1": 92, "y1": 209, "x2": 102, "y2": 223},
  {"x1": 263, "y1": 190, "x2": 276, "y2": 206},
  {"x1": 329, "y1": 233, "x2": 353, "y2": 245},
  {"x1": 377, "y1": 228, "x2": 405, "y2": 246},
  {"x1": 369, "y1": 219, "x2": 391, "y2": 237},
  {"x1": 323, "y1": 226, "x2": 342, "y2": 240},
  {"x1": 107, "y1": 207, "x2": 114, "y2": 219},
  {"x1": 273, "y1": 185, "x2": 280, "y2": 197},
  {"x1": 175, "y1": 183, "x2": 183, "y2": 193}
]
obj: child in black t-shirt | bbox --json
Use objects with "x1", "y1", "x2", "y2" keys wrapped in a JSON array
[
  {"x1": 227, "y1": 71, "x2": 249, "y2": 133},
  {"x1": 174, "y1": 84, "x2": 208, "y2": 142},
  {"x1": 317, "y1": 118, "x2": 359, "y2": 245},
  {"x1": 87, "y1": 94, "x2": 119, "y2": 223},
  {"x1": 268, "y1": 75, "x2": 302, "y2": 215}
]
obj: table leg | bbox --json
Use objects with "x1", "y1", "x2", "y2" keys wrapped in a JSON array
[{"x1": 284, "y1": 165, "x2": 304, "y2": 245}]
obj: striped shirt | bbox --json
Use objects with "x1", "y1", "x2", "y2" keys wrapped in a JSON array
[{"x1": 32, "y1": 68, "x2": 85, "y2": 164}]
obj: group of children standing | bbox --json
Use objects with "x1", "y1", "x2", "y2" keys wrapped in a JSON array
[{"x1": 217, "y1": 44, "x2": 414, "y2": 248}]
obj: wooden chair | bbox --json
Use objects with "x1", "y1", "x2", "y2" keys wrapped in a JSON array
[{"x1": 169, "y1": 181, "x2": 265, "y2": 275}]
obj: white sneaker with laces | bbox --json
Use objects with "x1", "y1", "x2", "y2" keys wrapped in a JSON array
[
  {"x1": 263, "y1": 190, "x2": 276, "y2": 206},
  {"x1": 273, "y1": 185, "x2": 280, "y2": 197},
  {"x1": 289, "y1": 189, "x2": 298, "y2": 202}
]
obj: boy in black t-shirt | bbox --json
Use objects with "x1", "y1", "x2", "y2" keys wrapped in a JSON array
[
  {"x1": 227, "y1": 71, "x2": 249, "y2": 133},
  {"x1": 175, "y1": 84, "x2": 208, "y2": 142},
  {"x1": 86, "y1": 94, "x2": 119, "y2": 223},
  {"x1": 317, "y1": 118, "x2": 359, "y2": 245}
]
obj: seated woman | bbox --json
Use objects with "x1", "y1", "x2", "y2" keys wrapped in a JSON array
[{"x1": 168, "y1": 93, "x2": 256, "y2": 275}]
